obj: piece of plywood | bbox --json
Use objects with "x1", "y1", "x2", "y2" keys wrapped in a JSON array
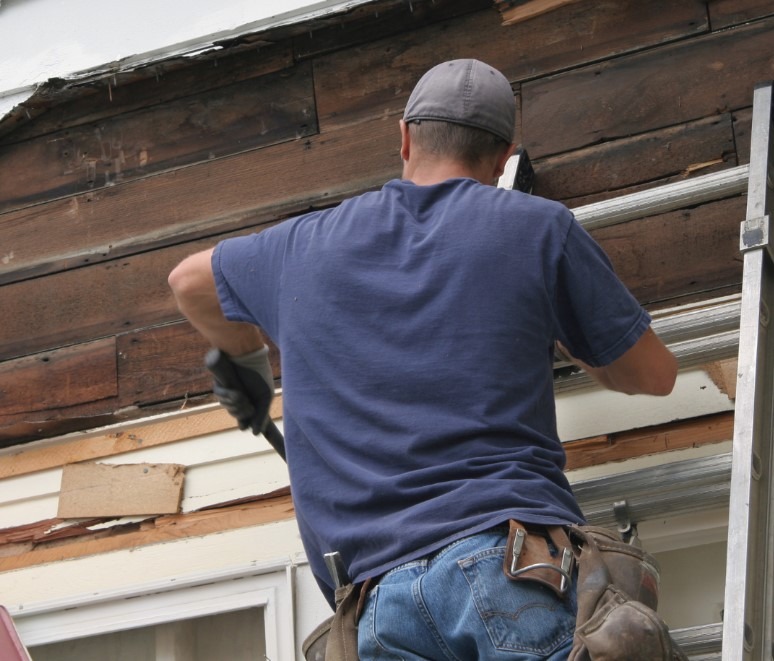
[{"x1": 58, "y1": 462, "x2": 185, "y2": 518}]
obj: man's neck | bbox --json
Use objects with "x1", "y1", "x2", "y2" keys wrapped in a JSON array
[{"x1": 403, "y1": 159, "x2": 495, "y2": 186}]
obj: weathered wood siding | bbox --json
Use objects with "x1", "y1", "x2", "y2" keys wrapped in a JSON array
[{"x1": 0, "y1": 0, "x2": 772, "y2": 445}]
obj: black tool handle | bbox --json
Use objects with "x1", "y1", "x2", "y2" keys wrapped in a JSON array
[
  {"x1": 324, "y1": 551, "x2": 351, "y2": 589},
  {"x1": 205, "y1": 348, "x2": 286, "y2": 461}
]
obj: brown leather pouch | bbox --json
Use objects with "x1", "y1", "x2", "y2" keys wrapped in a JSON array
[
  {"x1": 503, "y1": 519, "x2": 575, "y2": 598},
  {"x1": 567, "y1": 525, "x2": 688, "y2": 661}
]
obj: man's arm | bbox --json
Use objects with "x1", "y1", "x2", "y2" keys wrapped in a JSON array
[
  {"x1": 558, "y1": 326, "x2": 677, "y2": 396},
  {"x1": 168, "y1": 248, "x2": 264, "y2": 355}
]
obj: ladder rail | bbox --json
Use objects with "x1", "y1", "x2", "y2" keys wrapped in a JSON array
[{"x1": 722, "y1": 81, "x2": 774, "y2": 661}]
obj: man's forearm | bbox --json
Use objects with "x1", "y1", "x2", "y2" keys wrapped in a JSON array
[
  {"x1": 168, "y1": 248, "x2": 264, "y2": 357},
  {"x1": 557, "y1": 327, "x2": 677, "y2": 397}
]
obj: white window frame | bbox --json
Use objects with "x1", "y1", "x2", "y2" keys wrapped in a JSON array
[{"x1": 10, "y1": 562, "x2": 297, "y2": 661}]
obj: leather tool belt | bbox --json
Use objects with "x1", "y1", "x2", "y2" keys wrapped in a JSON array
[
  {"x1": 503, "y1": 520, "x2": 688, "y2": 661},
  {"x1": 503, "y1": 519, "x2": 575, "y2": 598}
]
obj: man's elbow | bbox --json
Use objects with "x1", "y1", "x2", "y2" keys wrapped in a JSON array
[
  {"x1": 168, "y1": 250, "x2": 214, "y2": 309},
  {"x1": 168, "y1": 263, "x2": 195, "y2": 313},
  {"x1": 168, "y1": 260, "x2": 193, "y2": 300},
  {"x1": 642, "y1": 354, "x2": 678, "y2": 397}
]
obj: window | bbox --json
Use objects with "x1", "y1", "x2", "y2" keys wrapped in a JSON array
[{"x1": 15, "y1": 566, "x2": 296, "y2": 661}]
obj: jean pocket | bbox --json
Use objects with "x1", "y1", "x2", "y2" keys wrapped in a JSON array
[{"x1": 458, "y1": 546, "x2": 576, "y2": 656}]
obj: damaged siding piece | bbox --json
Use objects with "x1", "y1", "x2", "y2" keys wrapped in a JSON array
[
  {"x1": 495, "y1": 0, "x2": 584, "y2": 25},
  {"x1": 58, "y1": 462, "x2": 185, "y2": 518}
]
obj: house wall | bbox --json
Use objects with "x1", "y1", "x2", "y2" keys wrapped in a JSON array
[
  {"x1": 1, "y1": 0, "x2": 771, "y2": 445},
  {"x1": 0, "y1": 1, "x2": 770, "y2": 655}
]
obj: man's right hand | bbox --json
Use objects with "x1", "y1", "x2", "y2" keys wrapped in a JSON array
[{"x1": 205, "y1": 346, "x2": 275, "y2": 435}]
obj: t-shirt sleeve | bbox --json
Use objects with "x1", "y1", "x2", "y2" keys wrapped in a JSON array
[
  {"x1": 553, "y1": 218, "x2": 650, "y2": 368},
  {"x1": 211, "y1": 225, "x2": 287, "y2": 339}
]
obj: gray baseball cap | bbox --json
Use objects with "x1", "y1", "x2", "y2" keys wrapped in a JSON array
[{"x1": 403, "y1": 59, "x2": 515, "y2": 143}]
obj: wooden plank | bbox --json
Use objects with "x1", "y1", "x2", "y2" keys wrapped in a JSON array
[
  {"x1": 522, "y1": 17, "x2": 774, "y2": 158},
  {"x1": 0, "y1": 43, "x2": 294, "y2": 146},
  {"x1": 0, "y1": 338, "x2": 117, "y2": 418},
  {"x1": 0, "y1": 324, "x2": 286, "y2": 446},
  {"x1": 117, "y1": 322, "x2": 280, "y2": 407},
  {"x1": 708, "y1": 0, "x2": 774, "y2": 29},
  {"x1": 0, "y1": 321, "x2": 245, "y2": 446},
  {"x1": 593, "y1": 196, "x2": 745, "y2": 306},
  {"x1": 0, "y1": 228, "x2": 289, "y2": 363},
  {"x1": 117, "y1": 322, "x2": 220, "y2": 407},
  {"x1": 0, "y1": 244, "x2": 191, "y2": 360},
  {"x1": 313, "y1": 0, "x2": 709, "y2": 132},
  {"x1": 496, "y1": 0, "x2": 583, "y2": 25},
  {"x1": 0, "y1": 62, "x2": 317, "y2": 215},
  {"x1": 533, "y1": 113, "x2": 737, "y2": 207},
  {"x1": 0, "y1": 178, "x2": 745, "y2": 442},
  {"x1": 0, "y1": 494, "x2": 295, "y2": 572},
  {"x1": 293, "y1": 0, "x2": 492, "y2": 60},
  {"x1": 58, "y1": 462, "x2": 185, "y2": 517},
  {"x1": 0, "y1": 398, "x2": 283, "y2": 480},
  {"x1": 0, "y1": 113, "x2": 399, "y2": 287},
  {"x1": 563, "y1": 411, "x2": 734, "y2": 470}
]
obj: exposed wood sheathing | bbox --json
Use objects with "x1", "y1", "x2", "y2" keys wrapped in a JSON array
[
  {"x1": 0, "y1": 409, "x2": 731, "y2": 572},
  {"x1": 0, "y1": 0, "x2": 771, "y2": 448}
]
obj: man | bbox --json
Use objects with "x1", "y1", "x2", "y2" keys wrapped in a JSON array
[{"x1": 169, "y1": 59, "x2": 677, "y2": 659}]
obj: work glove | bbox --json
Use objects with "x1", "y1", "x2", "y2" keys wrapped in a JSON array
[{"x1": 205, "y1": 346, "x2": 274, "y2": 434}]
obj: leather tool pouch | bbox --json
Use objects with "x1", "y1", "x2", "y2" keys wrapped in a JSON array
[
  {"x1": 503, "y1": 519, "x2": 575, "y2": 598},
  {"x1": 567, "y1": 525, "x2": 688, "y2": 661},
  {"x1": 302, "y1": 580, "x2": 369, "y2": 661}
]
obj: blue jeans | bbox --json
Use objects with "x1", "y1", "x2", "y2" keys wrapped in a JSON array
[{"x1": 358, "y1": 527, "x2": 577, "y2": 660}]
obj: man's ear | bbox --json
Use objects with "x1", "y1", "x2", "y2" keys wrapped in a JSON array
[
  {"x1": 399, "y1": 119, "x2": 410, "y2": 162},
  {"x1": 493, "y1": 143, "x2": 517, "y2": 180}
]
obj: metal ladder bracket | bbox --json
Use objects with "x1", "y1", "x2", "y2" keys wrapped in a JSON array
[{"x1": 740, "y1": 214, "x2": 772, "y2": 257}]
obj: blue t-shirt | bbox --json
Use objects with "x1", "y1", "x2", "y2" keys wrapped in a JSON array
[{"x1": 213, "y1": 178, "x2": 649, "y2": 606}]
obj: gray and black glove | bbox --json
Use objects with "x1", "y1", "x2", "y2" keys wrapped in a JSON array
[{"x1": 205, "y1": 347, "x2": 286, "y2": 460}]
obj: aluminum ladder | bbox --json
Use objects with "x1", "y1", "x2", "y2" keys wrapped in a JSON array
[{"x1": 500, "y1": 80, "x2": 774, "y2": 660}]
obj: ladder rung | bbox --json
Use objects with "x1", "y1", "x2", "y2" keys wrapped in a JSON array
[
  {"x1": 671, "y1": 622, "x2": 723, "y2": 659},
  {"x1": 555, "y1": 295, "x2": 740, "y2": 392},
  {"x1": 572, "y1": 453, "x2": 730, "y2": 528},
  {"x1": 572, "y1": 165, "x2": 749, "y2": 230}
]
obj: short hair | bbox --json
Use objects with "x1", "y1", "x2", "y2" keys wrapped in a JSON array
[{"x1": 407, "y1": 120, "x2": 510, "y2": 168}]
